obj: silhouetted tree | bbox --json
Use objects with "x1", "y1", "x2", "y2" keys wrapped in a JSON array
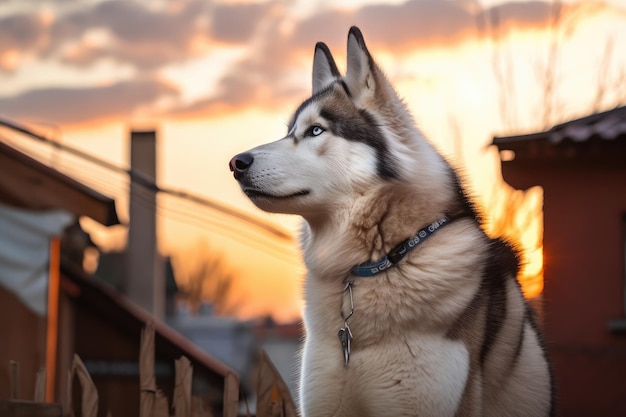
[{"x1": 173, "y1": 242, "x2": 241, "y2": 316}]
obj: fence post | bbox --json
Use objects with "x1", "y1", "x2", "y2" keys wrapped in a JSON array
[
  {"x1": 223, "y1": 372, "x2": 239, "y2": 417},
  {"x1": 173, "y1": 356, "x2": 192, "y2": 417},
  {"x1": 34, "y1": 368, "x2": 46, "y2": 402},
  {"x1": 256, "y1": 350, "x2": 296, "y2": 417},
  {"x1": 70, "y1": 354, "x2": 98, "y2": 417}
]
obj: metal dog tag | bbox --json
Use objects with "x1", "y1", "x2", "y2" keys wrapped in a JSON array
[{"x1": 338, "y1": 324, "x2": 353, "y2": 365}]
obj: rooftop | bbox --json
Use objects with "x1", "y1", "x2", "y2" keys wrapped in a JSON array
[
  {"x1": 493, "y1": 105, "x2": 626, "y2": 146},
  {"x1": 0, "y1": 141, "x2": 119, "y2": 226}
]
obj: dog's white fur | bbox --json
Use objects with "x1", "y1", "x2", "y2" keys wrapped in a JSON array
[{"x1": 231, "y1": 27, "x2": 553, "y2": 417}]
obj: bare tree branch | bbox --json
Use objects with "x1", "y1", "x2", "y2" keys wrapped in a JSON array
[{"x1": 173, "y1": 242, "x2": 241, "y2": 316}]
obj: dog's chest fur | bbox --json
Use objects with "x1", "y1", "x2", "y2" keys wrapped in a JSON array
[{"x1": 299, "y1": 216, "x2": 488, "y2": 416}]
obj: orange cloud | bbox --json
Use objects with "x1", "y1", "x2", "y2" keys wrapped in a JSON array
[
  {"x1": 172, "y1": 0, "x2": 615, "y2": 120},
  {"x1": 0, "y1": 12, "x2": 50, "y2": 73},
  {"x1": 0, "y1": 0, "x2": 619, "y2": 126},
  {"x1": 0, "y1": 78, "x2": 179, "y2": 126},
  {"x1": 0, "y1": 49, "x2": 21, "y2": 72}
]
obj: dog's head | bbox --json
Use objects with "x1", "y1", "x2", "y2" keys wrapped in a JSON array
[{"x1": 230, "y1": 27, "x2": 451, "y2": 220}]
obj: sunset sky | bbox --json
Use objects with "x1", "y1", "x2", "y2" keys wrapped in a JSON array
[{"x1": 1, "y1": 0, "x2": 626, "y2": 321}]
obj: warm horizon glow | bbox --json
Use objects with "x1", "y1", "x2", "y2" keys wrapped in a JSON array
[
  {"x1": 2, "y1": 0, "x2": 626, "y2": 321},
  {"x1": 484, "y1": 183, "x2": 545, "y2": 298}
]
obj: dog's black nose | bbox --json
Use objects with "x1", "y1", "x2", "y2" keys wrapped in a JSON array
[{"x1": 229, "y1": 152, "x2": 254, "y2": 180}]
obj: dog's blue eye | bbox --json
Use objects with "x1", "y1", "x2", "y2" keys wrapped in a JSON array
[{"x1": 311, "y1": 126, "x2": 324, "y2": 136}]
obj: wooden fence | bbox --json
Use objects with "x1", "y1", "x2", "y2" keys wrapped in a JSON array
[{"x1": 1, "y1": 323, "x2": 297, "y2": 417}]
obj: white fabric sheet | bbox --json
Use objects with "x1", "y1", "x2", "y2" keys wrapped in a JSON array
[{"x1": 0, "y1": 203, "x2": 74, "y2": 315}]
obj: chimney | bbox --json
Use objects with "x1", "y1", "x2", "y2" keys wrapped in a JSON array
[{"x1": 126, "y1": 130, "x2": 164, "y2": 318}]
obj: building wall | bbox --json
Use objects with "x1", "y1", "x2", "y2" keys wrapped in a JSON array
[
  {"x1": 0, "y1": 286, "x2": 46, "y2": 401},
  {"x1": 502, "y1": 158, "x2": 626, "y2": 416},
  {"x1": 72, "y1": 302, "x2": 144, "y2": 417}
]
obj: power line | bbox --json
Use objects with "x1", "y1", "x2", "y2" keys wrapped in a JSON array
[
  {"x1": 0, "y1": 133, "x2": 301, "y2": 264},
  {"x1": 0, "y1": 118, "x2": 292, "y2": 241}
]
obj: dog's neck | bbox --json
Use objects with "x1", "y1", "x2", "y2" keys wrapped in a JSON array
[
  {"x1": 301, "y1": 184, "x2": 452, "y2": 280},
  {"x1": 352, "y1": 185, "x2": 447, "y2": 248}
]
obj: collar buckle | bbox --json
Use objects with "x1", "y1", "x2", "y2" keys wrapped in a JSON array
[{"x1": 387, "y1": 240, "x2": 409, "y2": 264}]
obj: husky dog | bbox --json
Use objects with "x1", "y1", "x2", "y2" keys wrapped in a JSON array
[{"x1": 229, "y1": 27, "x2": 555, "y2": 417}]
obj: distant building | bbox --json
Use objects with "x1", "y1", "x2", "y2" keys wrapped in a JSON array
[
  {"x1": 492, "y1": 106, "x2": 626, "y2": 416},
  {"x1": 168, "y1": 307, "x2": 302, "y2": 409},
  {"x1": 167, "y1": 306, "x2": 257, "y2": 390}
]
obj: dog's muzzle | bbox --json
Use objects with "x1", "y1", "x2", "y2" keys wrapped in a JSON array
[{"x1": 229, "y1": 152, "x2": 254, "y2": 180}]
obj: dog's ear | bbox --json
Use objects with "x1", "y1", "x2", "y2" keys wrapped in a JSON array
[
  {"x1": 313, "y1": 42, "x2": 340, "y2": 95},
  {"x1": 345, "y1": 26, "x2": 377, "y2": 103}
]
